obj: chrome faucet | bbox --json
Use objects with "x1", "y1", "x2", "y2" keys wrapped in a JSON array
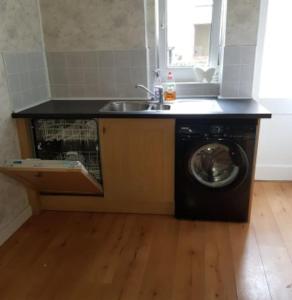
[{"x1": 135, "y1": 84, "x2": 164, "y2": 104}]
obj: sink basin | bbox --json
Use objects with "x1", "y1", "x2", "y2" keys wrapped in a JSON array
[
  {"x1": 100, "y1": 101, "x2": 150, "y2": 112},
  {"x1": 100, "y1": 101, "x2": 172, "y2": 112},
  {"x1": 149, "y1": 103, "x2": 171, "y2": 111}
]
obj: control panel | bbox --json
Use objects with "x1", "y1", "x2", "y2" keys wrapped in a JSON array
[{"x1": 177, "y1": 122, "x2": 256, "y2": 140}]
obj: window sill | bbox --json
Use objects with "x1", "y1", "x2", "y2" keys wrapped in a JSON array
[{"x1": 175, "y1": 82, "x2": 219, "y2": 85}]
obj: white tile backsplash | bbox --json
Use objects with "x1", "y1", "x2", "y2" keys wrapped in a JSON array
[
  {"x1": 240, "y1": 64, "x2": 254, "y2": 84},
  {"x1": 240, "y1": 46, "x2": 256, "y2": 65},
  {"x1": 222, "y1": 65, "x2": 241, "y2": 82},
  {"x1": 221, "y1": 45, "x2": 256, "y2": 98},
  {"x1": 47, "y1": 49, "x2": 148, "y2": 98},
  {"x1": 2, "y1": 51, "x2": 49, "y2": 110},
  {"x1": 223, "y1": 46, "x2": 241, "y2": 65},
  {"x1": 221, "y1": 81, "x2": 240, "y2": 97}
]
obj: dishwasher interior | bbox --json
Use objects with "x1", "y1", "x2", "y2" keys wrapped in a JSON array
[{"x1": 31, "y1": 119, "x2": 102, "y2": 184}]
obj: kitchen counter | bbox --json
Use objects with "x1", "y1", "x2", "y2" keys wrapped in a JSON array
[{"x1": 11, "y1": 98, "x2": 271, "y2": 119}]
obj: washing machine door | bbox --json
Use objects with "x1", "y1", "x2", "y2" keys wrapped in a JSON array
[{"x1": 188, "y1": 141, "x2": 249, "y2": 188}]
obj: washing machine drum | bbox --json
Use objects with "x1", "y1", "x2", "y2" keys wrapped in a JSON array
[{"x1": 188, "y1": 142, "x2": 248, "y2": 188}]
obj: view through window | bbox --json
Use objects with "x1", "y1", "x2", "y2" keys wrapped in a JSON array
[{"x1": 167, "y1": 0, "x2": 214, "y2": 67}]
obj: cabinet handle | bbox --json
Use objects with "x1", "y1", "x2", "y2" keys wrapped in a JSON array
[{"x1": 102, "y1": 126, "x2": 106, "y2": 135}]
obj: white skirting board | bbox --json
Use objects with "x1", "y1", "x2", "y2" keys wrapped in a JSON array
[
  {"x1": 256, "y1": 164, "x2": 292, "y2": 181},
  {"x1": 0, "y1": 206, "x2": 32, "y2": 246}
]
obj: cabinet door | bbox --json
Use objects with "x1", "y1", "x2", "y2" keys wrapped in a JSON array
[{"x1": 99, "y1": 118, "x2": 175, "y2": 204}]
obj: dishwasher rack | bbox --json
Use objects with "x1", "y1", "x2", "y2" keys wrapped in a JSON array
[{"x1": 32, "y1": 119, "x2": 102, "y2": 183}]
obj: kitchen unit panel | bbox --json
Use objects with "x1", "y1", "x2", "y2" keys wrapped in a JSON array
[{"x1": 99, "y1": 118, "x2": 175, "y2": 205}]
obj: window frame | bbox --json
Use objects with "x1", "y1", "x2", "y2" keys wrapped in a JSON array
[{"x1": 158, "y1": 0, "x2": 223, "y2": 82}]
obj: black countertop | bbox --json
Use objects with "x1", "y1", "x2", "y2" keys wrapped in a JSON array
[{"x1": 11, "y1": 98, "x2": 271, "y2": 119}]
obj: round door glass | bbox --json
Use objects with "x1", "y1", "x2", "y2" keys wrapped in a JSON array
[{"x1": 189, "y1": 143, "x2": 240, "y2": 188}]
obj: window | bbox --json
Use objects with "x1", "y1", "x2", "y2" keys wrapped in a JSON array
[{"x1": 158, "y1": 0, "x2": 224, "y2": 82}]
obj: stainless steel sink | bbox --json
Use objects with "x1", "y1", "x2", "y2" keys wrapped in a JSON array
[
  {"x1": 100, "y1": 101, "x2": 171, "y2": 112},
  {"x1": 149, "y1": 103, "x2": 171, "y2": 111},
  {"x1": 100, "y1": 101, "x2": 150, "y2": 112}
]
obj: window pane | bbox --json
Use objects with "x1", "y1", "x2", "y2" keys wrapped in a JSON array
[{"x1": 167, "y1": 0, "x2": 213, "y2": 67}]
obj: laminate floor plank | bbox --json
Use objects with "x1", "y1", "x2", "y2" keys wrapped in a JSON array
[
  {"x1": 171, "y1": 221, "x2": 205, "y2": 300},
  {"x1": 252, "y1": 182, "x2": 292, "y2": 300},
  {"x1": 229, "y1": 223, "x2": 271, "y2": 300},
  {"x1": 1, "y1": 182, "x2": 292, "y2": 300}
]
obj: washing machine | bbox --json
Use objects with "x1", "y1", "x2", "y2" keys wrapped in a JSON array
[{"x1": 175, "y1": 119, "x2": 257, "y2": 222}]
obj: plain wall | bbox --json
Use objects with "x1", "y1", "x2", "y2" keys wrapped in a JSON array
[
  {"x1": 0, "y1": 0, "x2": 47, "y2": 245},
  {"x1": 39, "y1": 0, "x2": 149, "y2": 99},
  {"x1": 253, "y1": 0, "x2": 292, "y2": 180}
]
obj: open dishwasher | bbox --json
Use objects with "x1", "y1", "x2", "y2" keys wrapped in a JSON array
[{"x1": 0, "y1": 119, "x2": 103, "y2": 195}]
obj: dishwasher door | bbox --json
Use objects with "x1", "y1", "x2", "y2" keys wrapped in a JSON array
[{"x1": 0, "y1": 159, "x2": 103, "y2": 195}]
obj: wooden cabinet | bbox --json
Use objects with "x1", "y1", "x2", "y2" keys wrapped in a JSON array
[
  {"x1": 99, "y1": 118, "x2": 175, "y2": 207},
  {"x1": 2, "y1": 118, "x2": 175, "y2": 215}
]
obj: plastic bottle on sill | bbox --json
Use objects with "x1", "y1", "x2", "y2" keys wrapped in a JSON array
[{"x1": 164, "y1": 71, "x2": 176, "y2": 101}]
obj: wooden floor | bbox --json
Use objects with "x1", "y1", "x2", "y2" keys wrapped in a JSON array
[{"x1": 1, "y1": 182, "x2": 292, "y2": 300}]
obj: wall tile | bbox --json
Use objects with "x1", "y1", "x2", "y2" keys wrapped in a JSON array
[
  {"x1": 239, "y1": 81, "x2": 253, "y2": 98},
  {"x1": 10, "y1": 92, "x2": 23, "y2": 109},
  {"x1": 99, "y1": 67, "x2": 115, "y2": 84},
  {"x1": 49, "y1": 68, "x2": 68, "y2": 85},
  {"x1": 222, "y1": 65, "x2": 240, "y2": 82},
  {"x1": 67, "y1": 69, "x2": 85, "y2": 84},
  {"x1": 31, "y1": 70, "x2": 43, "y2": 86},
  {"x1": 99, "y1": 51, "x2": 114, "y2": 68},
  {"x1": 221, "y1": 81, "x2": 239, "y2": 97},
  {"x1": 3, "y1": 51, "x2": 49, "y2": 109},
  {"x1": 3, "y1": 53, "x2": 20, "y2": 74},
  {"x1": 47, "y1": 52, "x2": 66, "y2": 69},
  {"x1": 221, "y1": 44, "x2": 256, "y2": 98},
  {"x1": 127, "y1": 85, "x2": 148, "y2": 98},
  {"x1": 114, "y1": 67, "x2": 131, "y2": 84},
  {"x1": 22, "y1": 89, "x2": 33, "y2": 107},
  {"x1": 7, "y1": 74, "x2": 22, "y2": 93},
  {"x1": 37, "y1": 85, "x2": 49, "y2": 100},
  {"x1": 51, "y1": 85, "x2": 69, "y2": 97},
  {"x1": 83, "y1": 51, "x2": 99, "y2": 68},
  {"x1": 84, "y1": 69, "x2": 99, "y2": 84},
  {"x1": 240, "y1": 64, "x2": 254, "y2": 85},
  {"x1": 46, "y1": 49, "x2": 148, "y2": 98},
  {"x1": 68, "y1": 85, "x2": 85, "y2": 97},
  {"x1": 84, "y1": 84, "x2": 100, "y2": 97},
  {"x1": 19, "y1": 72, "x2": 32, "y2": 90},
  {"x1": 21, "y1": 53, "x2": 31, "y2": 73},
  {"x1": 114, "y1": 51, "x2": 130, "y2": 68},
  {"x1": 130, "y1": 67, "x2": 147, "y2": 86},
  {"x1": 129, "y1": 49, "x2": 147, "y2": 67},
  {"x1": 99, "y1": 82, "x2": 117, "y2": 97},
  {"x1": 223, "y1": 46, "x2": 241, "y2": 65},
  {"x1": 66, "y1": 52, "x2": 84, "y2": 68},
  {"x1": 240, "y1": 46, "x2": 256, "y2": 65},
  {"x1": 116, "y1": 82, "x2": 133, "y2": 98}
]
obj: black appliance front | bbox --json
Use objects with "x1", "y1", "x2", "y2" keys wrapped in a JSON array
[{"x1": 175, "y1": 119, "x2": 257, "y2": 222}]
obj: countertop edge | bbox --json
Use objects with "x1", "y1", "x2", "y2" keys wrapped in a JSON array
[
  {"x1": 11, "y1": 112, "x2": 272, "y2": 119},
  {"x1": 11, "y1": 99, "x2": 272, "y2": 119}
]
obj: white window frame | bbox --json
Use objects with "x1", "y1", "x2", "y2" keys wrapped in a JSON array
[{"x1": 158, "y1": 0, "x2": 223, "y2": 82}]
